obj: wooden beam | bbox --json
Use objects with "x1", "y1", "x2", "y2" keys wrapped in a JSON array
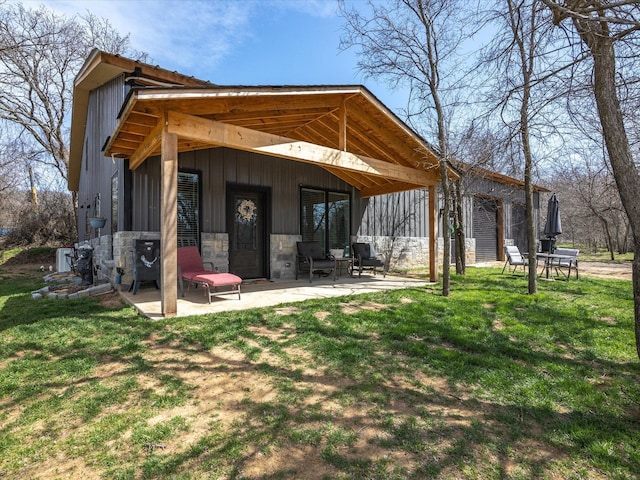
[
  {"x1": 338, "y1": 100, "x2": 347, "y2": 151},
  {"x1": 160, "y1": 129, "x2": 178, "y2": 317},
  {"x1": 429, "y1": 185, "x2": 438, "y2": 282},
  {"x1": 166, "y1": 111, "x2": 436, "y2": 187},
  {"x1": 130, "y1": 119, "x2": 163, "y2": 170}
]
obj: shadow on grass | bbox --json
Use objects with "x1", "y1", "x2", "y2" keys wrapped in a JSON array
[{"x1": 1, "y1": 267, "x2": 638, "y2": 478}]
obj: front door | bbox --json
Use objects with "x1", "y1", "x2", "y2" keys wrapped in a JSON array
[{"x1": 227, "y1": 188, "x2": 268, "y2": 279}]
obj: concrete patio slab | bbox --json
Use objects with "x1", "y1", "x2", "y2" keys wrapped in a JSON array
[{"x1": 119, "y1": 274, "x2": 432, "y2": 319}]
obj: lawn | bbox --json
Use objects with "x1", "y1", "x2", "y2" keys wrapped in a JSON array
[{"x1": 0, "y1": 253, "x2": 638, "y2": 479}]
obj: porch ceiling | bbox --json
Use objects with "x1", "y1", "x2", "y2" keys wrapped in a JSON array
[{"x1": 103, "y1": 86, "x2": 451, "y2": 197}]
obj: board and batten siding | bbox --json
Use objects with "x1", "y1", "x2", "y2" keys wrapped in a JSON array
[
  {"x1": 77, "y1": 74, "x2": 127, "y2": 242},
  {"x1": 357, "y1": 189, "x2": 430, "y2": 238},
  {"x1": 131, "y1": 147, "x2": 358, "y2": 235}
]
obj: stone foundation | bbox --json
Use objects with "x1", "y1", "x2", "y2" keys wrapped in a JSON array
[
  {"x1": 95, "y1": 231, "x2": 479, "y2": 286},
  {"x1": 270, "y1": 234, "x2": 301, "y2": 280},
  {"x1": 201, "y1": 233, "x2": 229, "y2": 272},
  {"x1": 437, "y1": 237, "x2": 476, "y2": 265}
]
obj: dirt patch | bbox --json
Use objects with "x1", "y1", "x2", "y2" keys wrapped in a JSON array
[
  {"x1": 580, "y1": 261, "x2": 632, "y2": 281},
  {"x1": 99, "y1": 291, "x2": 126, "y2": 308}
]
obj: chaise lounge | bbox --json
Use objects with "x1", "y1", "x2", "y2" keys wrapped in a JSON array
[{"x1": 177, "y1": 246, "x2": 242, "y2": 302}]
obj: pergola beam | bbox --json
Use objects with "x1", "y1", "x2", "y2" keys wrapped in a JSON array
[{"x1": 165, "y1": 111, "x2": 437, "y2": 187}]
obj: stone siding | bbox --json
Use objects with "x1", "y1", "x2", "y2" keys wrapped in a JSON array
[
  {"x1": 270, "y1": 234, "x2": 302, "y2": 280},
  {"x1": 111, "y1": 231, "x2": 160, "y2": 286},
  {"x1": 100, "y1": 231, "x2": 480, "y2": 287},
  {"x1": 201, "y1": 233, "x2": 229, "y2": 272}
]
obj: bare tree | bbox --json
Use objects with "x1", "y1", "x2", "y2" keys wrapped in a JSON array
[
  {"x1": 550, "y1": 140, "x2": 631, "y2": 258},
  {"x1": 480, "y1": 0, "x2": 570, "y2": 294},
  {"x1": 541, "y1": 0, "x2": 640, "y2": 358},
  {"x1": 0, "y1": 2, "x2": 145, "y2": 194},
  {"x1": 340, "y1": 0, "x2": 475, "y2": 295}
]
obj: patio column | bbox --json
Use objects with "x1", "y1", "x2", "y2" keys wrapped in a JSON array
[
  {"x1": 429, "y1": 184, "x2": 438, "y2": 282},
  {"x1": 160, "y1": 128, "x2": 178, "y2": 316}
]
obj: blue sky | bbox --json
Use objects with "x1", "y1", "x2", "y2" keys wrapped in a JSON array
[{"x1": 25, "y1": 0, "x2": 410, "y2": 112}]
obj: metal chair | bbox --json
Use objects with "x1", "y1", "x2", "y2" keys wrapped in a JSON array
[
  {"x1": 502, "y1": 246, "x2": 528, "y2": 275},
  {"x1": 554, "y1": 248, "x2": 580, "y2": 280},
  {"x1": 295, "y1": 241, "x2": 336, "y2": 283},
  {"x1": 352, "y1": 243, "x2": 386, "y2": 277}
]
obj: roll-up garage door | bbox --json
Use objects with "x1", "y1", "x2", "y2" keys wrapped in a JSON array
[{"x1": 473, "y1": 197, "x2": 498, "y2": 262}]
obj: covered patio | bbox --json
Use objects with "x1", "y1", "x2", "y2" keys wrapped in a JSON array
[
  {"x1": 71, "y1": 51, "x2": 454, "y2": 317},
  {"x1": 119, "y1": 274, "x2": 432, "y2": 319}
]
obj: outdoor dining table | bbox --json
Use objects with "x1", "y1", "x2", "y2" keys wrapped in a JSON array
[{"x1": 536, "y1": 252, "x2": 575, "y2": 280}]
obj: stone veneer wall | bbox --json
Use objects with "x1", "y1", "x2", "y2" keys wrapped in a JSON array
[
  {"x1": 86, "y1": 235, "x2": 113, "y2": 283},
  {"x1": 270, "y1": 234, "x2": 302, "y2": 280},
  {"x1": 100, "y1": 231, "x2": 477, "y2": 286},
  {"x1": 200, "y1": 233, "x2": 229, "y2": 273},
  {"x1": 355, "y1": 235, "x2": 430, "y2": 272},
  {"x1": 437, "y1": 237, "x2": 477, "y2": 266},
  {"x1": 356, "y1": 235, "x2": 476, "y2": 271},
  {"x1": 111, "y1": 231, "x2": 160, "y2": 286}
]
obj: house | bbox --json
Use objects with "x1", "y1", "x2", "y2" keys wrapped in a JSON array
[
  {"x1": 356, "y1": 165, "x2": 549, "y2": 271},
  {"x1": 69, "y1": 49, "x2": 457, "y2": 316},
  {"x1": 69, "y1": 50, "x2": 548, "y2": 316}
]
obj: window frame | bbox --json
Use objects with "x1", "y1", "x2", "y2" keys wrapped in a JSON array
[
  {"x1": 299, "y1": 186, "x2": 351, "y2": 253},
  {"x1": 177, "y1": 169, "x2": 202, "y2": 248}
]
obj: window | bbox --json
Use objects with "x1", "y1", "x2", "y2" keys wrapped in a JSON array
[
  {"x1": 300, "y1": 187, "x2": 350, "y2": 252},
  {"x1": 177, "y1": 171, "x2": 201, "y2": 247}
]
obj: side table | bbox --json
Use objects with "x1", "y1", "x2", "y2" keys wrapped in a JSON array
[{"x1": 334, "y1": 257, "x2": 353, "y2": 278}]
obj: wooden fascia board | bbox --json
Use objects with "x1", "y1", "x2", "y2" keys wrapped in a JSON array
[
  {"x1": 346, "y1": 100, "x2": 438, "y2": 169},
  {"x1": 104, "y1": 92, "x2": 140, "y2": 157},
  {"x1": 166, "y1": 111, "x2": 437, "y2": 187},
  {"x1": 355, "y1": 90, "x2": 458, "y2": 180}
]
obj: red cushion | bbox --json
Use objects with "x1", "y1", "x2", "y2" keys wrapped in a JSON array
[{"x1": 191, "y1": 272, "x2": 242, "y2": 287}]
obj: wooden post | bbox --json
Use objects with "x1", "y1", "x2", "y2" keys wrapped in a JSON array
[
  {"x1": 161, "y1": 128, "x2": 178, "y2": 316},
  {"x1": 429, "y1": 185, "x2": 438, "y2": 282}
]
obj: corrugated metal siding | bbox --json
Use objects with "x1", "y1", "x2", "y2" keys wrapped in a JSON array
[
  {"x1": 77, "y1": 75, "x2": 126, "y2": 241},
  {"x1": 473, "y1": 196, "x2": 498, "y2": 261},
  {"x1": 131, "y1": 147, "x2": 358, "y2": 235},
  {"x1": 358, "y1": 188, "x2": 430, "y2": 237},
  {"x1": 512, "y1": 203, "x2": 528, "y2": 251}
]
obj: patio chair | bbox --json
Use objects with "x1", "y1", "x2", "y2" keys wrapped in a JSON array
[
  {"x1": 352, "y1": 242, "x2": 386, "y2": 277},
  {"x1": 295, "y1": 241, "x2": 336, "y2": 283},
  {"x1": 554, "y1": 247, "x2": 579, "y2": 280},
  {"x1": 177, "y1": 246, "x2": 242, "y2": 302},
  {"x1": 502, "y1": 245, "x2": 528, "y2": 275}
]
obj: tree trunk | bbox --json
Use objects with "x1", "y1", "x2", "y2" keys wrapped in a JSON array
[
  {"x1": 574, "y1": 18, "x2": 640, "y2": 358},
  {"x1": 453, "y1": 180, "x2": 466, "y2": 274},
  {"x1": 441, "y1": 162, "x2": 451, "y2": 297}
]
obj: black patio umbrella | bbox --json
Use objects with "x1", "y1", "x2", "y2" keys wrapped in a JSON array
[{"x1": 542, "y1": 193, "x2": 562, "y2": 252}]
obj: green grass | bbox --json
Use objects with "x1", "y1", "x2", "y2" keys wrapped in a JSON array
[{"x1": 1, "y1": 252, "x2": 638, "y2": 479}]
